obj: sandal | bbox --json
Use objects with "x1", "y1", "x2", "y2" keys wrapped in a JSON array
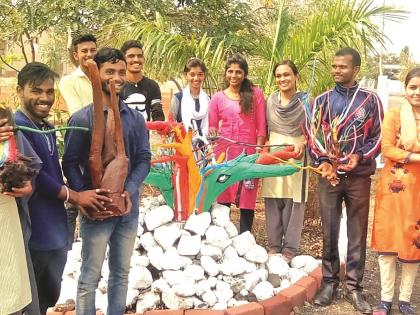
[
  {"x1": 399, "y1": 301, "x2": 416, "y2": 314},
  {"x1": 53, "y1": 299, "x2": 75, "y2": 312},
  {"x1": 372, "y1": 301, "x2": 392, "y2": 315}
]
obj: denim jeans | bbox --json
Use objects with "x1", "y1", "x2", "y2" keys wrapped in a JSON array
[
  {"x1": 76, "y1": 212, "x2": 138, "y2": 315},
  {"x1": 29, "y1": 246, "x2": 68, "y2": 315}
]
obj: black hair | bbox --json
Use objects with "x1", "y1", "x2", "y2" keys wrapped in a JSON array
[
  {"x1": 72, "y1": 34, "x2": 97, "y2": 52},
  {"x1": 184, "y1": 58, "x2": 207, "y2": 74},
  {"x1": 405, "y1": 67, "x2": 420, "y2": 87},
  {"x1": 93, "y1": 47, "x2": 126, "y2": 69},
  {"x1": 273, "y1": 60, "x2": 299, "y2": 76},
  {"x1": 335, "y1": 47, "x2": 361, "y2": 67},
  {"x1": 17, "y1": 62, "x2": 59, "y2": 88},
  {"x1": 121, "y1": 40, "x2": 143, "y2": 55},
  {"x1": 224, "y1": 53, "x2": 254, "y2": 114}
]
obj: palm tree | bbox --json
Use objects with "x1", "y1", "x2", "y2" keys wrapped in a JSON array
[{"x1": 100, "y1": 0, "x2": 405, "y2": 95}]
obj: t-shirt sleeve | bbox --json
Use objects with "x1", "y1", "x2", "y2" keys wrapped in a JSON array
[{"x1": 149, "y1": 81, "x2": 165, "y2": 121}]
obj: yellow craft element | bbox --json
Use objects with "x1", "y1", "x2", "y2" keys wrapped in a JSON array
[{"x1": 158, "y1": 126, "x2": 202, "y2": 215}]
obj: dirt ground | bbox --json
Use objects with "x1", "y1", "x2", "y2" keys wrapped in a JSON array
[{"x1": 227, "y1": 172, "x2": 420, "y2": 315}]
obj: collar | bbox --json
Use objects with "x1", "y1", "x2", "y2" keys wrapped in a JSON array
[
  {"x1": 101, "y1": 100, "x2": 129, "y2": 113},
  {"x1": 74, "y1": 66, "x2": 88, "y2": 78},
  {"x1": 334, "y1": 82, "x2": 359, "y2": 96}
]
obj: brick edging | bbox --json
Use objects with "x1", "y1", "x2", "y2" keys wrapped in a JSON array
[{"x1": 49, "y1": 264, "x2": 348, "y2": 315}]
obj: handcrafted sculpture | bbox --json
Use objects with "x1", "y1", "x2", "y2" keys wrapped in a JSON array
[
  {"x1": 87, "y1": 61, "x2": 129, "y2": 218},
  {"x1": 0, "y1": 106, "x2": 37, "y2": 192},
  {"x1": 144, "y1": 121, "x2": 302, "y2": 220}
]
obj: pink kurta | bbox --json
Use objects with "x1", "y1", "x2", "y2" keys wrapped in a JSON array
[{"x1": 208, "y1": 88, "x2": 266, "y2": 209}]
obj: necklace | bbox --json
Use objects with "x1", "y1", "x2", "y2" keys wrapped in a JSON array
[{"x1": 20, "y1": 111, "x2": 55, "y2": 156}]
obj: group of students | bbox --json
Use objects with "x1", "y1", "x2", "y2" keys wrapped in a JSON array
[{"x1": 0, "y1": 32, "x2": 418, "y2": 315}]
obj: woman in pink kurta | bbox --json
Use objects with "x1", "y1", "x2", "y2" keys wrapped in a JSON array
[{"x1": 208, "y1": 53, "x2": 266, "y2": 233}]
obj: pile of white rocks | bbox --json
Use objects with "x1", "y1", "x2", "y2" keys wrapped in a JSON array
[{"x1": 57, "y1": 196, "x2": 320, "y2": 314}]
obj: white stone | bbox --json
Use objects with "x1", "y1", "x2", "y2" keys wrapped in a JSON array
[
  {"x1": 140, "y1": 232, "x2": 158, "y2": 252},
  {"x1": 172, "y1": 281, "x2": 197, "y2": 297},
  {"x1": 304, "y1": 259, "x2": 320, "y2": 274},
  {"x1": 196, "y1": 279, "x2": 211, "y2": 296},
  {"x1": 184, "y1": 264, "x2": 205, "y2": 281},
  {"x1": 243, "y1": 260, "x2": 257, "y2": 273},
  {"x1": 215, "y1": 280, "x2": 234, "y2": 302},
  {"x1": 130, "y1": 266, "x2": 153, "y2": 290},
  {"x1": 200, "y1": 243, "x2": 223, "y2": 260},
  {"x1": 154, "y1": 223, "x2": 182, "y2": 250},
  {"x1": 142, "y1": 196, "x2": 160, "y2": 210},
  {"x1": 225, "y1": 221, "x2": 238, "y2": 238},
  {"x1": 280, "y1": 278, "x2": 291, "y2": 290},
  {"x1": 288, "y1": 267, "x2": 306, "y2": 283},
  {"x1": 267, "y1": 255, "x2": 289, "y2": 278},
  {"x1": 130, "y1": 254, "x2": 149, "y2": 267},
  {"x1": 213, "y1": 301, "x2": 228, "y2": 310},
  {"x1": 137, "y1": 224, "x2": 144, "y2": 237},
  {"x1": 160, "y1": 247, "x2": 185, "y2": 270},
  {"x1": 290, "y1": 255, "x2": 320, "y2": 274},
  {"x1": 184, "y1": 212, "x2": 211, "y2": 236},
  {"x1": 205, "y1": 225, "x2": 232, "y2": 250},
  {"x1": 151, "y1": 278, "x2": 170, "y2": 293},
  {"x1": 211, "y1": 203, "x2": 231, "y2": 227},
  {"x1": 177, "y1": 234, "x2": 201, "y2": 256},
  {"x1": 232, "y1": 231, "x2": 256, "y2": 256},
  {"x1": 95, "y1": 289, "x2": 108, "y2": 313},
  {"x1": 223, "y1": 246, "x2": 239, "y2": 261},
  {"x1": 200, "y1": 256, "x2": 220, "y2": 277},
  {"x1": 144, "y1": 205, "x2": 174, "y2": 231},
  {"x1": 157, "y1": 194, "x2": 166, "y2": 205},
  {"x1": 193, "y1": 296, "x2": 208, "y2": 309},
  {"x1": 252, "y1": 281, "x2": 274, "y2": 300},
  {"x1": 244, "y1": 245, "x2": 269, "y2": 264},
  {"x1": 162, "y1": 270, "x2": 187, "y2": 286},
  {"x1": 162, "y1": 289, "x2": 194, "y2": 309},
  {"x1": 223, "y1": 276, "x2": 246, "y2": 294},
  {"x1": 243, "y1": 269, "x2": 268, "y2": 291},
  {"x1": 208, "y1": 276, "x2": 218, "y2": 288},
  {"x1": 147, "y1": 246, "x2": 164, "y2": 270},
  {"x1": 135, "y1": 292, "x2": 160, "y2": 313},
  {"x1": 138, "y1": 212, "x2": 146, "y2": 226},
  {"x1": 126, "y1": 288, "x2": 140, "y2": 306},
  {"x1": 201, "y1": 290, "x2": 217, "y2": 307},
  {"x1": 220, "y1": 257, "x2": 247, "y2": 276}
]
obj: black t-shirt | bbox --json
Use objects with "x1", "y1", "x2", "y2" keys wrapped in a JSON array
[{"x1": 120, "y1": 76, "x2": 165, "y2": 121}]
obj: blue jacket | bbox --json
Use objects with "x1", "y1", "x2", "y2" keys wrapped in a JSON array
[
  {"x1": 62, "y1": 101, "x2": 151, "y2": 216},
  {"x1": 310, "y1": 83, "x2": 383, "y2": 176},
  {"x1": 15, "y1": 111, "x2": 68, "y2": 251}
]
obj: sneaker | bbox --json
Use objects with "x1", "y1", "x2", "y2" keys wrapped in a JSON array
[
  {"x1": 372, "y1": 301, "x2": 392, "y2": 315},
  {"x1": 399, "y1": 301, "x2": 416, "y2": 314}
]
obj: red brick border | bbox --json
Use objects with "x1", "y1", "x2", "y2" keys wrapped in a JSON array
[{"x1": 49, "y1": 266, "x2": 333, "y2": 315}]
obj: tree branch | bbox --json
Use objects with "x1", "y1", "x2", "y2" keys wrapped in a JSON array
[
  {"x1": 0, "y1": 54, "x2": 20, "y2": 73},
  {"x1": 19, "y1": 34, "x2": 29, "y2": 64}
]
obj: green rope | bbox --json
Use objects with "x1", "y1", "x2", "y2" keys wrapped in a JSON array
[{"x1": 15, "y1": 125, "x2": 89, "y2": 134}]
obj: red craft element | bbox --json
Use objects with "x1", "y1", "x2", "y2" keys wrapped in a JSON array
[{"x1": 255, "y1": 146, "x2": 299, "y2": 165}]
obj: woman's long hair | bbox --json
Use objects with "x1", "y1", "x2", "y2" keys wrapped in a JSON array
[{"x1": 224, "y1": 53, "x2": 254, "y2": 114}]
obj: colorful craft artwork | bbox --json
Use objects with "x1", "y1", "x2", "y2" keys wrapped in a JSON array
[{"x1": 144, "y1": 121, "x2": 302, "y2": 221}]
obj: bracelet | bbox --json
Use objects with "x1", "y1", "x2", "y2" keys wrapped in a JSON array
[{"x1": 64, "y1": 185, "x2": 70, "y2": 203}]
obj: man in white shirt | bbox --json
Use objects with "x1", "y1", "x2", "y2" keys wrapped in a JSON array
[{"x1": 59, "y1": 34, "x2": 97, "y2": 115}]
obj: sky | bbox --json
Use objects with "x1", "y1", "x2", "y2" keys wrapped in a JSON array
[{"x1": 373, "y1": 0, "x2": 420, "y2": 61}]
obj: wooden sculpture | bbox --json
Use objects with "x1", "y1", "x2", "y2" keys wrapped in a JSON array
[{"x1": 87, "y1": 61, "x2": 129, "y2": 219}]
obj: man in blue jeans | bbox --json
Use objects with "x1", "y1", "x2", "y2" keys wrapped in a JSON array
[{"x1": 62, "y1": 47, "x2": 151, "y2": 315}]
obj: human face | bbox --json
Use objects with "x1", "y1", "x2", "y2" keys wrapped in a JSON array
[
  {"x1": 331, "y1": 55, "x2": 359, "y2": 87},
  {"x1": 274, "y1": 64, "x2": 298, "y2": 94},
  {"x1": 98, "y1": 60, "x2": 127, "y2": 95},
  {"x1": 17, "y1": 79, "x2": 55, "y2": 123},
  {"x1": 225, "y1": 63, "x2": 246, "y2": 89},
  {"x1": 186, "y1": 66, "x2": 205, "y2": 91},
  {"x1": 73, "y1": 41, "x2": 97, "y2": 70},
  {"x1": 125, "y1": 47, "x2": 144, "y2": 74},
  {"x1": 405, "y1": 76, "x2": 420, "y2": 108}
]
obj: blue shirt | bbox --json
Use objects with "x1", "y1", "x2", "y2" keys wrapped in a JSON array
[
  {"x1": 15, "y1": 111, "x2": 68, "y2": 251},
  {"x1": 62, "y1": 101, "x2": 151, "y2": 215}
]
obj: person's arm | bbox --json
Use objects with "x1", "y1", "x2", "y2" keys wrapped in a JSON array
[
  {"x1": 355, "y1": 92, "x2": 384, "y2": 160},
  {"x1": 168, "y1": 94, "x2": 180, "y2": 122},
  {"x1": 150, "y1": 81, "x2": 165, "y2": 121},
  {"x1": 124, "y1": 113, "x2": 152, "y2": 198},
  {"x1": 59, "y1": 76, "x2": 84, "y2": 115},
  {"x1": 207, "y1": 93, "x2": 220, "y2": 138},
  {"x1": 254, "y1": 89, "x2": 267, "y2": 150}
]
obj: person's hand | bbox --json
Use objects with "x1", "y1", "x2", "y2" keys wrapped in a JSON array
[
  {"x1": 121, "y1": 190, "x2": 132, "y2": 215},
  {"x1": 70, "y1": 188, "x2": 113, "y2": 212},
  {"x1": 207, "y1": 129, "x2": 218, "y2": 141},
  {"x1": 293, "y1": 143, "x2": 305, "y2": 159},
  {"x1": 318, "y1": 162, "x2": 336, "y2": 179},
  {"x1": 0, "y1": 118, "x2": 14, "y2": 142},
  {"x1": 337, "y1": 154, "x2": 360, "y2": 172},
  {"x1": 3, "y1": 181, "x2": 32, "y2": 197}
]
